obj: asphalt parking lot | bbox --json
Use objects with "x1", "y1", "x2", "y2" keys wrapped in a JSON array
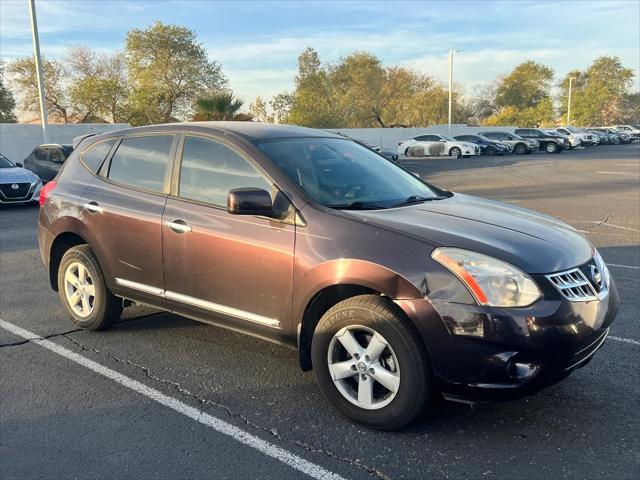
[{"x1": 1, "y1": 144, "x2": 639, "y2": 480}]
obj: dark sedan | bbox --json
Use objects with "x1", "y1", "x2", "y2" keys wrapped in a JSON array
[{"x1": 454, "y1": 134, "x2": 511, "y2": 156}]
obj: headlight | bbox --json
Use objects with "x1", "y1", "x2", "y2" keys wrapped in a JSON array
[{"x1": 432, "y1": 247, "x2": 541, "y2": 307}]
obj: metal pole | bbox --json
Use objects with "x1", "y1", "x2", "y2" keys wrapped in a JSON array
[
  {"x1": 448, "y1": 50, "x2": 453, "y2": 135},
  {"x1": 28, "y1": 0, "x2": 49, "y2": 143},
  {"x1": 566, "y1": 76, "x2": 575, "y2": 126}
]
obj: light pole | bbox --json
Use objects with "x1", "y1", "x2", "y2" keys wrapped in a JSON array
[
  {"x1": 28, "y1": 0, "x2": 49, "y2": 143},
  {"x1": 448, "y1": 49, "x2": 459, "y2": 135},
  {"x1": 566, "y1": 76, "x2": 576, "y2": 126}
]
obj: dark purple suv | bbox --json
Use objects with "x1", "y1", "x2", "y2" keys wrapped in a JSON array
[{"x1": 38, "y1": 122, "x2": 618, "y2": 430}]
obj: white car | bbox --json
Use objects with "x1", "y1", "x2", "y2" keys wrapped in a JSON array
[
  {"x1": 612, "y1": 125, "x2": 640, "y2": 140},
  {"x1": 555, "y1": 126, "x2": 597, "y2": 146},
  {"x1": 397, "y1": 134, "x2": 480, "y2": 158}
]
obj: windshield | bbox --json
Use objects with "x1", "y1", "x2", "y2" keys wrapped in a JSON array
[
  {"x1": 257, "y1": 137, "x2": 441, "y2": 209},
  {"x1": 506, "y1": 132, "x2": 524, "y2": 140},
  {"x1": 565, "y1": 126, "x2": 582, "y2": 133},
  {"x1": 477, "y1": 135, "x2": 493, "y2": 142},
  {"x1": 0, "y1": 154, "x2": 15, "y2": 168}
]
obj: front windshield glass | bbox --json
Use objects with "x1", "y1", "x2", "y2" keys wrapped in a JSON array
[
  {"x1": 0, "y1": 154, "x2": 14, "y2": 168},
  {"x1": 257, "y1": 137, "x2": 441, "y2": 209},
  {"x1": 507, "y1": 132, "x2": 524, "y2": 140},
  {"x1": 565, "y1": 126, "x2": 582, "y2": 133},
  {"x1": 478, "y1": 135, "x2": 493, "y2": 142}
]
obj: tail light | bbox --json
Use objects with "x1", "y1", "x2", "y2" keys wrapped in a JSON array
[{"x1": 39, "y1": 180, "x2": 57, "y2": 206}]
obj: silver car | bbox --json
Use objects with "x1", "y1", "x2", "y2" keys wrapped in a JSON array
[{"x1": 0, "y1": 153, "x2": 43, "y2": 205}]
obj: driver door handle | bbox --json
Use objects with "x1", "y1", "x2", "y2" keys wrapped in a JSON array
[
  {"x1": 83, "y1": 202, "x2": 103, "y2": 214},
  {"x1": 165, "y1": 220, "x2": 192, "y2": 234}
]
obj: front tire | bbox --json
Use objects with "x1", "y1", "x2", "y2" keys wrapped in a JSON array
[
  {"x1": 545, "y1": 142, "x2": 558, "y2": 153},
  {"x1": 311, "y1": 295, "x2": 430, "y2": 430},
  {"x1": 57, "y1": 245, "x2": 122, "y2": 330},
  {"x1": 514, "y1": 143, "x2": 527, "y2": 155},
  {"x1": 449, "y1": 147, "x2": 461, "y2": 159}
]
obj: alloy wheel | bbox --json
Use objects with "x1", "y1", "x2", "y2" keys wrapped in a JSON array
[
  {"x1": 327, "y1": 325, "x2": 401, "y2": 410},
  {"x1": 64, "y1": 261, "x2": 96, "y2": 317}
]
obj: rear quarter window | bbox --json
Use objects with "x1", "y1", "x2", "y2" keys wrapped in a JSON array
[
  {"x1": 81, "y1": 140, "x2": 117, "y2": 174},
  {"x1": 107, "y1": 135, "x2": 174, "y2": 193}
]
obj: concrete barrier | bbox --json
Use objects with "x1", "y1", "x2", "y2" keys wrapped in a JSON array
[{"x1": 0, "y1": 123, "x2": 130, "y2": 163}]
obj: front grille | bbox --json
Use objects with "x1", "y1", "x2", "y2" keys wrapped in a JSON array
[
  {"x1": 0, "y1": 182, "x2": 31, "y2": 199},
  {"x1": 547, "y1": 268, "x2": 599, "y2": 302}
]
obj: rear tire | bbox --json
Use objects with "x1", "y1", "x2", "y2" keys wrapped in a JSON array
[
  {"x1": 486, "y1": 146, "x2": 497, "y2": 156},
  {"x1": 57, "y1": 245, "x2": 122, "y2": 331},
  {"x1": 311, "y1": 295, "x2": 431, "y2": 430}
]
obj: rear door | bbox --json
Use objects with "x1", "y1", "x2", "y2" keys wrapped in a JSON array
[
  {"x1": 79, "y1": 134, "x2": 177, "y2": 308},
  {"x1": 28, "y1": 147, "x2": 49, "y2": 179},
  {"x1": 161, "y1": 134, "x2": 295, "y2": 338},
  {"x1": 45, "y1": 147, "x2": 66, "y2": 181}
]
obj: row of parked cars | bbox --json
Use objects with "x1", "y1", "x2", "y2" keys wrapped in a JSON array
[{"x1": 396, "y1": 124, "x2": 640, "y2": 158}]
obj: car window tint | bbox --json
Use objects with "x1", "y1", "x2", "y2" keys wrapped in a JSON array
[
  {"x1": 414, "y1": 136, "x2": 429, "y2": 141},
  {"x1": 82, "y1": 140, "x2": 116, "y2": 173},
  {"x1": 34, "y1": 148, "x2": 47, "y2": 160},
  {"x1": 108, "y1": 135, "x2": 173, "y2": 193},
  {"x1": 179, "y1": 136, "x2": 271, "y2": 207},
  {"x1": 50, "y1": 148, "x2": 65, "y2": 163}
]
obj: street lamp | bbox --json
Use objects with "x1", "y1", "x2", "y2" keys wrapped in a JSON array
[
  {"x1": 28, "y1": 0, "x2": 49, "y2": 143},
  {"x1": 448, "y1": 49, "x2": 459, "y2": 135},
  {"x1": 566, "y1": 76, "x2": 576, "y2": 126}
]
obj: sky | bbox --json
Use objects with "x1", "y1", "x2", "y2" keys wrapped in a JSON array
[{"x1": 1, "y1": 0, "x2": 639, "y2": 106}]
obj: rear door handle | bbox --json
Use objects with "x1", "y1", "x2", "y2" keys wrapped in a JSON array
[
  {"x1": 83, "y1": 202, "x2": 103, "y2": 214},
  {"x1": 165, "y1": 220, "x2": 192, "y2": 234}
]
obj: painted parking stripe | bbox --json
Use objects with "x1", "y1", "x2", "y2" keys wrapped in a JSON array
[
  {"x1": 609, "y1": 336, "x2": 640, "y2": 346},
  {"x1": 608, "y1": 263, "x2": 640, "y2": 270},
  {"x1": 595, "y1": 171, "x2": 640, "y2": 176},
  {"x1": 0, "y1": 319, "x2": 346, "y2": 480}
]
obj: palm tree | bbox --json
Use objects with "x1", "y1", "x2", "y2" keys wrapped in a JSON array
[{"x1": 193, "y1": 92, "x2": 251, "y2": 121}]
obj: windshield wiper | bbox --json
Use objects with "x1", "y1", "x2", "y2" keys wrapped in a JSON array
[
  {"x1": 387, "y1": 195, "x2": 442, "y2": 208},
  {"x1": 327, "y1": 201, "x2": 388, "y2": 210}
]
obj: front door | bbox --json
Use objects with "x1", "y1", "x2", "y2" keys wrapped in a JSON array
[{"x1": 162, "y1": 134, "x2": 295, "y2": 339}]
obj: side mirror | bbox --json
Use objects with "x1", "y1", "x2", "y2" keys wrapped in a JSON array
[
  {"x1": 15, "y1": 162, "x2": 23, "y2": 167},
  {"x1": 227, "y1": 188, "x2": 274, "y2": 217},
  {"x1": 413, "y1": 172, "x2": 421, "y2": 179}
]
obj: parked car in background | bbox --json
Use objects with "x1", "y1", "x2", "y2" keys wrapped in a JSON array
[
  {"x1": 612, "y1": 125, "x2": 640, "y2": 140},
  {"x1": 514, "y1": 129, "x2": 567, "y2": 153},
  {"x1": 586, "y1": 129, "x2": 610, "y2": 145},
  {"x1": 454, "y1": 134, "x2": 511, "y2": 156},
  {"x1": 366, "y1": 144, "x2": 399, "y2": 162},
  {"x1": 547, "y1": 128, "x2": 581, "y2": 148},
  {"x1": 23, "y1": 144, "x2": 74, "y2": 182},
  {"x1": 0, "y1": 153, "x2": 43, "y2": 205},
  {"x1": 398, "y1": 134, "x2": 480, "y2": 158},
  {"x1": 38, "y1": 122, "x2": 619, "y2": 430},
  {"x1": 479, "y1": 131, "x2": 537, "y2": 155},
  {"x1": 555, "y1": 126, "x2": 596, "y2": 146},
  {"x1": 593, "y1": 128, "x2": 625, "y2": 144}
]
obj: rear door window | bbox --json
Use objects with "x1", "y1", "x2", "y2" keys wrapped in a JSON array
[
  {"x1": 82, "y1": 140, "x2": 117, "y2": 173},
  {"x1": 178, "y1": 136, "x2": 271, "y2": 207},
  {"x1": 49, "y1": 148, "x2": 66, "y2": 163},
  {"x1": 34, "y1": 148, "x2": 48, "y2": 161},
  {"x1": 107, "y1": 135, "x2": 174, "y2": 193}
]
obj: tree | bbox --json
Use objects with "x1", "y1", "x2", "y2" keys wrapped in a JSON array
[
  {"x1": 193, "y1": 92, "x2": 250, "y2": 121},
  {"x1": 495, "y1": 61, "x2": 554, "y2": 109},
  {"x1": 126, "y1": 21, "x2": 228, "y2": 124},
  {"x1": 483, "y1": 98, "x2": 555, "y2": 127},
  {"x1": 559, "y1": 56, "x2": 635, "y2": 125},
  {"x1": 270, "y1": 92, "x2": 293, "y2": 124},
  {"x1": 8, "y1": 56, "x2": 71, "y2": 122},
  {"x1": 249, "y1": 96, "x2": 273, "y2": 123},
  {"x1": 67, "y1": 46, "x2": 131, "y2": 123},
  {"x1": 0, "y1": 61, "x2": 17, "y2": 122}
]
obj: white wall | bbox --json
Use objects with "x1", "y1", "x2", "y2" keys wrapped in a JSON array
[
  {"x1": 0, "y1": 123, "x2": 129, "y2": 163},
  {"x1": 327, "y1": 124, "x2": 518, "y2": 150}
]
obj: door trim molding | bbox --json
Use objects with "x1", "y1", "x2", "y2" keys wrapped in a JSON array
[{"x1": 114, "y1": 277, "x2": 280, "y2": 328}]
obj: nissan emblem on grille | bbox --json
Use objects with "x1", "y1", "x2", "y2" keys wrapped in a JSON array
[{"x1": 11, "y1": 183, "x2": 19, "y2": 190}]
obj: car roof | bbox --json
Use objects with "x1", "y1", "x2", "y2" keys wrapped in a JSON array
[
  {"x1": 86, "y1": 122, "x2": 344, "y2": 143},
  {"x1": 39, "y1": 143, "x2": 72, "y2": 148}
]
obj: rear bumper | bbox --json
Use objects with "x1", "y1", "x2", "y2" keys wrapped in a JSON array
[{"x1": 397, "y1": 277, "x2": 619, "y2": 403}]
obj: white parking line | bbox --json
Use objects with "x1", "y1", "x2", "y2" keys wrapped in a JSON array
[
  {"x1": 609, "y1": 336, "x2": 640, "y2": 346},
  {"x1": 0, "y1": 319, "x2": 345, "y2": 480},
  {"x1": 608, "y1": 263, "x2": 640, "y2": 270},
  {"x1": 595, "y1": 171, "x2": 640, "y2": 176}
]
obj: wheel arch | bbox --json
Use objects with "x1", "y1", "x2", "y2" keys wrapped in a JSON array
[{"x1": 48, "y1": 231, "x2": 89, "y2": 291}]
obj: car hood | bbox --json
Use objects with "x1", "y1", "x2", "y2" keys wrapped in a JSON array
[
  {"x1": 0, "y1": 167, "x2": 38, "y2": 183},
  {"x1": 348, "y1": 193, "x2": 593, "y2": 274}
]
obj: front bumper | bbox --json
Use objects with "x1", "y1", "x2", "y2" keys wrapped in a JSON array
[
  {"x1": 397, "y1": 274, "x2": 619, "y2": 403},
  {"x1": 0, "y1": 181, "x2": 42, "y2": 204}
]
